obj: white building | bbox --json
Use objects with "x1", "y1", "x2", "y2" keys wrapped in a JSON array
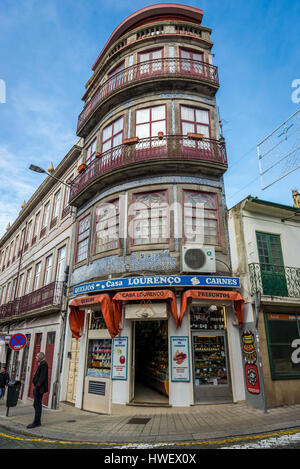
[{"x1": 228, "y1": 195, "x2": 300, "y2": 408}]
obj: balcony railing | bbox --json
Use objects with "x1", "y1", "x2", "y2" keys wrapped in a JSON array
[
  {"x1": 77, "y1": 58, "x2": 219, "y2": 133},
  {"x1": 249, "y1": 263, "x2": 300, "y2": 298},
  {"x1": 0, "y1": 281, "x2": 64, "y2": 320},
  {"x1": 69, "y1": 134, "x2": 227, "y2": 202}
]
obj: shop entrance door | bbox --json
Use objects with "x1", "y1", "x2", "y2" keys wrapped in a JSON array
[
  {"x1": 132, "y1": 320, "x2": 169, "y2": 405},
  {"x1": 192, "y1": 331, "x2": 233, "y2": 404}
]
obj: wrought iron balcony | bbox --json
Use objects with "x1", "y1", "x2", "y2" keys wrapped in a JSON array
[
  {"x1": 69, "y1": 134, "x2": 227, "y2": 203},
  {"x1": 0, "y1": 281, "x2": 64, "y2": 320},
  {"x1": 248, "y1": 263, "x2": 300, "y2": 298},
  {"x1": 77, "y1": 58, "x2": 219, "y2": 134}
]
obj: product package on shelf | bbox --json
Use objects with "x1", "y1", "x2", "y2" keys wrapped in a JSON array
[
  {"x1": 193, "y1": 335, "x2": 228, "y2": 386},
  {"x1": 190, "y1": 305, "x2": 226, "y2": 330},
  {"x1": 87, "y1": 338, "x2": 112, "y2": 378}
]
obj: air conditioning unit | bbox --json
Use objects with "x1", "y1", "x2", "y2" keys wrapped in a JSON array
[{"x1": 181, "y1": 246, "x2": 216, "y2": 273}]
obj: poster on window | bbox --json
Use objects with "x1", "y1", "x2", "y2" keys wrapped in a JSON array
[
  {"x1": 112, "y1": 337, "x2": 128, "y2": 380},
  {"x1": 171, "y1": 336, "x2": 190, "y2": 382}
]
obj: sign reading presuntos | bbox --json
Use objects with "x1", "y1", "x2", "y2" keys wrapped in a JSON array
[{"x1": 73, "y1": 275, "x2": 240, "y2": 295}]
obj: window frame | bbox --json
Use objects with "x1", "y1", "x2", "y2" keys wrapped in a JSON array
[
  {"x1": 94, "y1": 198, "x2": 120, "y2": 254},
  {"x1": 183, "y1": 189, "x2": 220, "y2": 246},
  {"x1": 138, "y1": 47, "x2": 164, "y2": 76},
  {"x1": 44, "y1": 254, "x2": 53, "y2": 286},
  {"x1": 132, "y1": 189, "x2": 169, "y2": 246},
  {"x1": 75, "y1": 214, "x2": 91, "y2": 264},
  {"x1": 264, "y1": 312, "x2": 300, "y2": 380},
  {"x1": 180, "y1": 104, "x2": 211, "y2": 139},
  {"x1": 179, "y1": 47, "x2": 204, "y2": 76},
  {"x1": 101, "y1": 115, "x2": 124, "y2": 160},
  {"x1": 85, "y1": 138, "x2": 97, "y2": 166}
]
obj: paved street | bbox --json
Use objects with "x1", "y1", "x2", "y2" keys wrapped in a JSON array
[{"x1": 1, "y1": 398, "x2": 300, "y2": 452}]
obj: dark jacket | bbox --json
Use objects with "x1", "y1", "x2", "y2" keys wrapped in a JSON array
[
  {"x1": 0, "y1": 372, "x2": 9, "y2": 388},
  {"x1": 33, "y1": 360, "x2": 48, "y2": 394}
]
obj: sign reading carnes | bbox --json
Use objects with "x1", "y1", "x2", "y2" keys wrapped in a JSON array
[{"x1": 73, "y1": 275, "x2": 240, "y2": 295}]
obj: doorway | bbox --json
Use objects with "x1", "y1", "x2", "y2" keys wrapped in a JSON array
[{"x1": 132, "y1": 320, "x2": 169, "y2": 405}]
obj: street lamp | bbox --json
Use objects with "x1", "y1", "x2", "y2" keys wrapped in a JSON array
[{"x1": 29, "y1": 164, "x2": 72, "y2": 188}]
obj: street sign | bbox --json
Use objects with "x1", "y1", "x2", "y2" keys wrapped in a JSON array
[{"x1": 9, "y1": 333, "x2": 27, "y2": 351}]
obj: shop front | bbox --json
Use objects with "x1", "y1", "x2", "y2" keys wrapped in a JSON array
[{"x1": 66, "y1": 275, "x2": 244, "y2": 412}]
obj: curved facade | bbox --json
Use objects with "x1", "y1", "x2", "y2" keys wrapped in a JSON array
[{"x1": 64, "y1": 5, "x2": 245, "y2": 412}]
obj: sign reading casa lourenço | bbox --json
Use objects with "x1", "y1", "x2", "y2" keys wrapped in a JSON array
[{"x1": 73, "y1": 275, "x2": 240, "y2": 295}]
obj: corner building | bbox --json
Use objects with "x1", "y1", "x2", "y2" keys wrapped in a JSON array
[{"x1": 64, "y1": 4, "x2": 245, "y2": 413}]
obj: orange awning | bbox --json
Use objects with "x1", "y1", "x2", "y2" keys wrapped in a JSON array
[
  {"x1": 180, "y1": 289, "x2": 244, "y2": 326},
  {"x1": 68, "y1": 294, "x2": 119, "y2": 339},
  {"x1": 112, "y1": 290, "x2": 180, "y2": 328}
]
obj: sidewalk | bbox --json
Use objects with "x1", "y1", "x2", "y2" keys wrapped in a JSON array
[{"x1": 1, "y1": 399, "x2": 300, "y2": 445}]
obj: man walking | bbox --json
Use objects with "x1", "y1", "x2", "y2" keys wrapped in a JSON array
[
  {"x1": 0, "y1": 367, "x2": 9, "y2": 399},
  {"x1": 27, "y1": 352, "x2": 48, "y2": 429}
]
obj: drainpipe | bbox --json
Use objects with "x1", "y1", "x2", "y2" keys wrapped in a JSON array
[{"x1": 51, "y1": 265, "x2": 70, "y2": 409}]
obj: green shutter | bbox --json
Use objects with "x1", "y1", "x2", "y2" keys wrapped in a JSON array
[{"x1": 256, "y1": 232, "x2": 288, "y2": 296}]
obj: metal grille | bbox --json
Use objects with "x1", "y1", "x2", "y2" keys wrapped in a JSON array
[
  {"x1": 88, "y1": 381, "x2": 106, "y2": 396},
  {"x1": 184, "y1": 248, "x2": 206, "y2": 269}
]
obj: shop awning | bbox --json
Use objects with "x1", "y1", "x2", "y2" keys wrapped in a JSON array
[
  {"x1": 112, "y1": 290, "x2": 180, "y2": 328},
  {"x1": 68, "y1": 294, "x2": 119, "y2": 339},
  {"x1": 180, "y1": 290, "x2": 245, "y2": 326}
]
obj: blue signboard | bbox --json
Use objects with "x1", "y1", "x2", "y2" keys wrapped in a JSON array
[{"x1": 73, "y1": 275, "x2": 240, "y2": 295}]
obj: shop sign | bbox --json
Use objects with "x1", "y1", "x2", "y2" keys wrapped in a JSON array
[
  {"x1": 125, "y1": 302, "x2": 167, "y2": 320},
  {"x1": 242, "y1": 331, "x2": 260, "y2": 394},
  {"x1": 73, "y1": 275, "x2": 240, "y2": 295},
  {"x1": 112, "y1": 337, "x2": 128, "y2": 380},
  {"x1": 170, "y1": 336, "x2": 190, "y2": 382}
]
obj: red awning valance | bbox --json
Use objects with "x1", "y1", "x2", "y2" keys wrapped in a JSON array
[
  {"x1": 112, "y1": 290, "x2": 179, "y2": 328},
  {"x1": 68, "y1": 294, "x2": 119, "y2": 339},
  {"x1": 180, "y1": 289, "x2": 244, "y2": 326}
]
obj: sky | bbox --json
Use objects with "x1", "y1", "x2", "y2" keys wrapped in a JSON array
[{"x1": 0, "y1": 0, "x2": 299, "y2": 238}]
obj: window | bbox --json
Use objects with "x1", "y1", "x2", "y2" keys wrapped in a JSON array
[
  {"x1": 265, "y1": 313, "x2": 300, "y2": 379},
  {"x1": 52, "y1": 190, "x2": 61, "y2": 221},
  {"x1": 62, "y1": 175, "x2": 73, "y2": 217},
  {"x1": 180, "y1": 105, "x2": 210, "y2": 150},
  {"x1": 33, "y1": 262, "x2": 42, "y2": 290},
  {"x1": 136, "y1": 105, "x2": 166, "y2": 148},
  {"x1": 1, "y1": 285, "x2": 6, "y2": 305},
  {"x1": 44, "y1": 255, "x2": 53, "y2": 285},
  {"x1": 132, "y1": 190, "x2": 168, "y2": 245},
  {"x1": 32, "y1": 212, "x2": 40, "y2": 243},
  {"x1": 85, "y1": 139, "x2": 97, "y2": 166},
  {"x1": 256, "y1": 232, "x2": 288, "y2": 296},
  {"x1": 101, "y1": 116, "x2": 124, "y2": 163},
  {"x1": 183, "y1": 191, "x2": 219, "y2": 245},
  {"x1": 76, "y1": 215, "x2": 90, "y2": 263},
  {"x1": 6, "y1": 282, "x2": 11, "y2": 302},
  {"x1": 138, "y1": 48, "x2": 163, "y2": 75},
  {"x1": 108, "y1": 61, "x2": 125, "y2": 91},
  {"x1": 56, "y1": 246, "x2": 66, "y2": 281},
  {"x1": 41, "y1": 202, "x2": 50, "y2": 233},
  {"x1": 12, "y1": 278, "x2": 17, "y2": 300},
  {"x1": 95, "y1": 199, "x2": 119, "y2": 253},
  {"x1": 180, "y1": 48, "x2": 204, "y2": 75},
  {"x1": 25, "y1": 220, "x2": 32, "y2": 249},
  {"x1": 24, "y1": 268, "x2": 32, "y2": 295},
  {"x1": 17, "y1": 273, "x2": 25, "y2": 298}
]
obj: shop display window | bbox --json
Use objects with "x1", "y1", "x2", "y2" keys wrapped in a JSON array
[
  {"x1": 190, "y1": 305, "x2": 226, "y2": 330},
  {"x1": 86, "y1": 338, "x2": 112, "y2": 378},
  {"x1": 265, "y1": 313, "x2": 300, "y2": 379},
  {"x1": 88, "y1": 310, "x2": 107, "y2": 330},
  {"x1": 193, "y1": 335, "x2": 228, "y2": 386}
]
